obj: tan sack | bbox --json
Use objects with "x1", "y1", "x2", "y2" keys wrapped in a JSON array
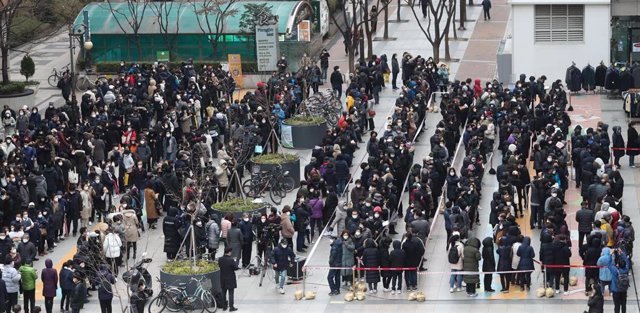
[
  {"x1": 293, "y1": 290, "x2": 304, "y2": 300},
  {"x1": 536, "y1": 287, "x2": 546, "y2": 298},
  {"x1": 355, "y1": 291, "x2": 366, "y2": 301},
  {"x1": 344, "y1": 292, "x2": 355, "y2": 302},
  {"x1": 304, "y1": 291, "x2": 316, "y2": 300},
  {"x1": 545, "y1": 287, "x2": 555, "y2": 298}
]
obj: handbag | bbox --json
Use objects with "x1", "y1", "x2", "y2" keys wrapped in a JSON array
[
  {"x1": 383, "y1": 72, "x2": 390, "y2": 83},
  {"x1": 68, "y1": 168, "x2": 79, "y2": 184},
  {"x1": 40, "y1": 227, "x2": 47, "y2": 236},
  {"x1": 368, "y1": 109, "x2": 376, "y2": 117}
]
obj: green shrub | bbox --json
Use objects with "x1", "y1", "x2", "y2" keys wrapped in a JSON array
[
  {"x1": 284, "y1": 115, "x2": 326, "y2": 126},
  {"x1": 251, "y1": 153, "x2": 299, "y2": 164},
  {"x1": 20, "y1": 55, "x2": 35, "y2": 81},
  {"x1": 0, "y1": 82, "x2": 26, "y2": 95},
  {"x1": 162, "y1": 260, "x2": 219, "y2": 275},
  {"x1": 211, "y1": 197, "x2": 265, "y2": 213}
]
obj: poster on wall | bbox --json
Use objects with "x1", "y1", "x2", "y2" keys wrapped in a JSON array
[
  {"x1": 633, "y1": 43, "x2": 640, "y2": 53},
  {"x1": 227, "y1": 54, "x2": 243, "y2": 88},
  {"x1": 297, "y1": 20, "x2": 311, "y2": 42},
  {"x1": 280, "y1": 125, "x2": 293, "y2": 148},
  {"x1": 255, "y1": 23, "x2": 279, "y2": 72}
]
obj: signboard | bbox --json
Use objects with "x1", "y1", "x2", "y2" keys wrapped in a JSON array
[
  {"x1": 255, "y1": 24, "x2": 279, "y2": 72},
  {"x1": 633, "y1": 42, "x2": 640, "y2": 53},
  {"x1": 319, "y1": 0, "x2": 329, "y2": 36},
  {"x1": 297, "y1": 20, "x2": 311, "y2": 42},
  {"x1": 228, "y1": 54, "x2": 243, "y2": 88},
  {"x1": 156, "y1": 51, "x2": 170, "y2": 62},
  {"x1": 281, "y1": 125, "x2": 293, "y2": 148}
]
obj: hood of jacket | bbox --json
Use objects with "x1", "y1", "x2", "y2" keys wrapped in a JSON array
[
  {"x1": 45, "y1": 259, "x2": 53, "y2": 268},
  {"x1": 590, "y1": 236, "x2": 602, "y2": 248},
  {"x1": 393, "y1": 240, "x2": 401, "y2": 250},
  {"x1": 601, "y1": 247, "x2": 611, "y2": 256},
  {"x1": 522, "y1": 236, "x2": 531, "y2": 247},
  {"x1": 467, "y1": 237, "x2": 480, "y2": 249},
  {"x1": 601, "y1": 203, "x2": 610, "y2": 212},
  {"x1": 482, "y1": 237, "x2": 493, "y2": 249},
  {"x1": 541, "y1": 233, "x2": 553, "y2": 244}
]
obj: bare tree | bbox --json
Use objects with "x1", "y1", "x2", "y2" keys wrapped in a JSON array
[
  {"x1": 330, "y1": 0, "x2": 390, "y2": 73},
  {"x1": 405, "y1": 0, "x2": 455, "y2": 63},
  {"x1": 190, "y1": 0, "x2": 238, "y2": 59},
  {"x1": 105, "y1": 0, "x2": 150, "y2": 61},
  {"x1": 150, "y1": 0, "x2": 184, "y2": 61},
  {"x1": 458, "y1": 0, "x2": 466, "y2": 30},
  {"x1": 0, "y1": 0, "x2": 23, "y2": 83}
]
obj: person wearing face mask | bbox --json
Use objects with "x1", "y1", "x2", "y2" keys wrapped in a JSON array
[
  {"x1": 16, "y1": 235, "x2": 36, "y2": 265},
  {"x1": 226, "y1": 221, "x2": 243, "y2": 266},
  {"x1": 293, "y1": 197, "x2": 310, "y2": 253},
  {"x1": 279, "y1": 207, "x2": 295, "y2": 249},
  {"x1": 270, "y1": 238, "x2": 296, "y2": 295},
  {"x1": 327, "y1": 232, "x2": 343, "y2": 296},
  {"x1": 446, "y1": 168, "x2": 460, "y2": 201},
  {"x1": 122, "y1": 208, "x2": 140, "y2": 260},
  {"x1": 238, "y1": 214, "x2": 254, "y2": 268}
]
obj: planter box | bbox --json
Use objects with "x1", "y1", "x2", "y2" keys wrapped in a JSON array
[
  {"x1": 211, "y1": 205, "x2": 268, "y2": 221},
  {"x1": 281, "y1": 122, "x2": 327, "y2": 149},
  {"x1": 0, "y1": 88, "x2": 35, "y2": 112},
  {"x1": 250, "y1": 158, "x2": 301, "y2": 188},
  {"x1": 160, "y1": 268, "x2": 221, "y2": 297}
]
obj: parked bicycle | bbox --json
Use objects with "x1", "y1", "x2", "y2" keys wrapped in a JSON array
[
  {"x1": 241, "y1": 165, "x2": 294, "y2": 205},
  {"x1": 148, "y1": 278, "x2": 204, "y2": 313},
  {"x1": 47, "y1": 66, "x2": 69, "y2": 88},
  {"x1": 189, "y1": 276, "x2": 217, "y2": 313}
]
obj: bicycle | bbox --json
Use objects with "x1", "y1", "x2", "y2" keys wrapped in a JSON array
[
  {"x1": 189, "y1": 276, "x2": 217, "y2": 313},
  {"x1": 148, "y1": 278, "x2": 204, "y2": 313},
  {"x1": 48, "y1": 66, "x2": 69, "y2": 88},
  {"x1": 241, "y1": 165, "x2": 294, "y2": 204}
]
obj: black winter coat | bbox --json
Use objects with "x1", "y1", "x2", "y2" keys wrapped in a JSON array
[
  {"x1": 481, "y1": 237, "x2": 496, "y2": 272},
  {"x1": 402, "y1": 236, "x2": 424, "y2": 267},
  {"x1": 362, "y1": 239, "x2": 380, "y2": 283},
  {"x1": 389, "y1": 241, "x2": 406, "y2": 268},
  {"x1": 605, "y1": 69, "x2": 620, "y2": 90},
  {"x1": 497, "y1": 243, "x2": 512, "y2": 271},
  {"x1": 628, "y1": 126, "x2": 640, "y2": 156},
  {"x1": 551, "y1": 240, "x2": 571, "y2": 265},
  {"x1": 576, "y1": 208, "x2": 595, "y2": 233},
  {"x1": 613, "y1": 131, "x2": 626, "y2": 158},
  {"x1": 621, "y1": 70, "x2": 634, "y2": 91},
  {"x1": 595, "y1": 64, "x2": 607, "y2": 87},
  {"x1": 70, "y1": 282, "x2": 87, "y2": 309},
  {"x1": 162, "y1": 215, "x2": 181, "y2": 254},
  {"x1": 582, "y1": 66, "x2": 596, "y2": 91},
  {"x1": 218, "y1": 255, "x2": 239, "y2": 289}
]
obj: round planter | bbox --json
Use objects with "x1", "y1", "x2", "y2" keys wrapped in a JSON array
[
  {"x1": 211, "y1": 205, "x2": 268, "y2": 221},
  {"x1": 0, "y1": 88, "x2": 35, "y2": 112},
  {"x1": 281, "y1": 121, "x2": 327, "y2": 149},
  {"x1": 250, "y1": 158, "x2": 301, "y2": 188},
  {"x1": 160, "y1": 268, "x2": 221, "y2": 295}
]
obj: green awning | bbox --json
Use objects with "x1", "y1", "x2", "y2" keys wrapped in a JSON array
[{"x1": 74, "y1": 1, "x2": 304, "y2": 35}]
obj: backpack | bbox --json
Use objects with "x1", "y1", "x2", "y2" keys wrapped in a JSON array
[
  {"x1": 617, "y1": 271, "x2": 630, "y2": 291},
  {"x1": 448, "y1": 243, "x2": 460, "y2": 264}
]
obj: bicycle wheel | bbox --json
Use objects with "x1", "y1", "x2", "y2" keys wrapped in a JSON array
[
  {"x1": 269, "y1": 186, "x2": 283, "y2": 205},
  {"x1": 148, "y1": 296, "x2": 168, "y2": 313},
  {"x1": 281, "y1": 175, "x2": 295, "y2": 192},
  {"x1": 182, "y1": 296, "x2": 205, "y2": 313},
  {"x1": 201, "y1": 290, "x2": 217, "y2": 313},
  {"x1": 241, "y1": 179, "x2": 256, "y2": 197},
  {"x1": 48, "y1": 74, "x2": 58, "y2": 88},
  {"x1": 76, "y1": 77, "x2": 89, "y2": 92}
]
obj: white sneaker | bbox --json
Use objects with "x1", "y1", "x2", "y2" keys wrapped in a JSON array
[
  {"x1": 373, "y1": 289, "x2": 378, "y2": 293},
  {"x1": 89, "y1": 222, "x2": 93, "y2": 226},
  {"x1": 457, "y1": 287, "x2": 463, "y2": 292},
  {"x1": 397, "y1": 289, "x2": 402, "y2": 294},
  {"x1": 279, "y1": 288, "x2": 285, "y2": 294},
  {"x1": 450, "y1": 288, "x2": 454, "y2": 293},
  {"x1": 391, "y1": 290, "x2": 396, "y2": 295},
  {"x1": 383, "y1": 288, "x2": 390, "y2": 292},
  {"x1": 563, "y1": 291, "x2": 569, "y2": 296},
  {"x1": 555, "y1": 290, "x2": 560, "y2": 294}
]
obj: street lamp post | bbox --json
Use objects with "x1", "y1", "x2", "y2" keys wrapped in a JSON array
[{"x1": 68, "y1": 23, "x2": 93, "y2": 92}]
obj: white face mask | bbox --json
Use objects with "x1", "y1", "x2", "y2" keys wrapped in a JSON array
[
  {"x1": 260, "y1": 218, "x2": 266, "y2": 223},
  {"x1": 243, "y1": 218, "x2": 249, "y2": 222},
  {"x1": 196, "y1": 222, "x2": 202, "y2": 227},
  {"x1": 352, "y1": 215, "x2": 358, "y2": 219},
  {"x1": 22, "y1": 239, "x2": 28, "y2": 243},
  {"x1": 281, "y1": 244, "x2": 287, "y2": 248},
  {"x1": 551, "y1": 193, "x2": 558, "y2": 197},
  {"x1": 343, "y1": 235, "x2": 349, "y2": 240},
  {"x1": 374, "y1": 213, "x2": 380, "y2": 218},
  {"x1": 365, "y1": 203, "x2": 371, "y2": 207}
]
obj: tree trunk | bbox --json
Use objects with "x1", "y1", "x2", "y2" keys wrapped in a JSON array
[
  {"x1": 1, "y1": 46, "x2": 8, "y2": 84},
  {"x1": 396, "y1": 0, "x2": 401, "y2": 21},
  {"x1": 363, "y1": 0, "x2": 373, "y2": 59},
  {"x1": 458, "y1": 0, "x2": 466, "y2": 29},
  {"x1": 348, "y1": 49, "x2": 356, "y2": 74},
  {"x1": 468, "y1": 0, "x2": 473, "y2": 5},
  {"x1": 445, "y1": 31, "x2": 451, "y2": 61},
  {"x1": 384, "y1": 4, "x2": 389, "y2": 39},
  {"x1": 432, "y1": 39, "x2": 440, "y2": 63}
]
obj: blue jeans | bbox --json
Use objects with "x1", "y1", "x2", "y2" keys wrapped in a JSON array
[
  {"x1": 276, "y1": 270, "x2": 287, "y2": 289},
  {"x1": 296, "y1": 230, "x2": 306, "y2": 252},
  {"x1": 327, "y1": 269, "x2": 341, "y2": 292},
  {"x1": 449, "y1": 269, "x2": 463, "y2": 288},
  {"x1": 405, "y1": 270, "x2": 417, "y2": 288},
  {"x1": 630, "y1": 155, "x2": 635, "y2": 166},
  {"x1": 336, "y1": 179, "x2": 347, "y2": 195}
]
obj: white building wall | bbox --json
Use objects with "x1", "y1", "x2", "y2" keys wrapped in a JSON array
[{"x1": 511, "y1": 3, "x2": 610, "y2": 83}]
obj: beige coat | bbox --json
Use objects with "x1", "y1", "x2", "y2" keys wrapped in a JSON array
[
  {"x1": 144, "y1": 188, "x2": 158, "y2": 220},
  {"x1": 122, "y1": 209, "x2": 140, "y2": 242},
  {"x1": 280, "y1": 213, "x2": 295, "y2": 238}
]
